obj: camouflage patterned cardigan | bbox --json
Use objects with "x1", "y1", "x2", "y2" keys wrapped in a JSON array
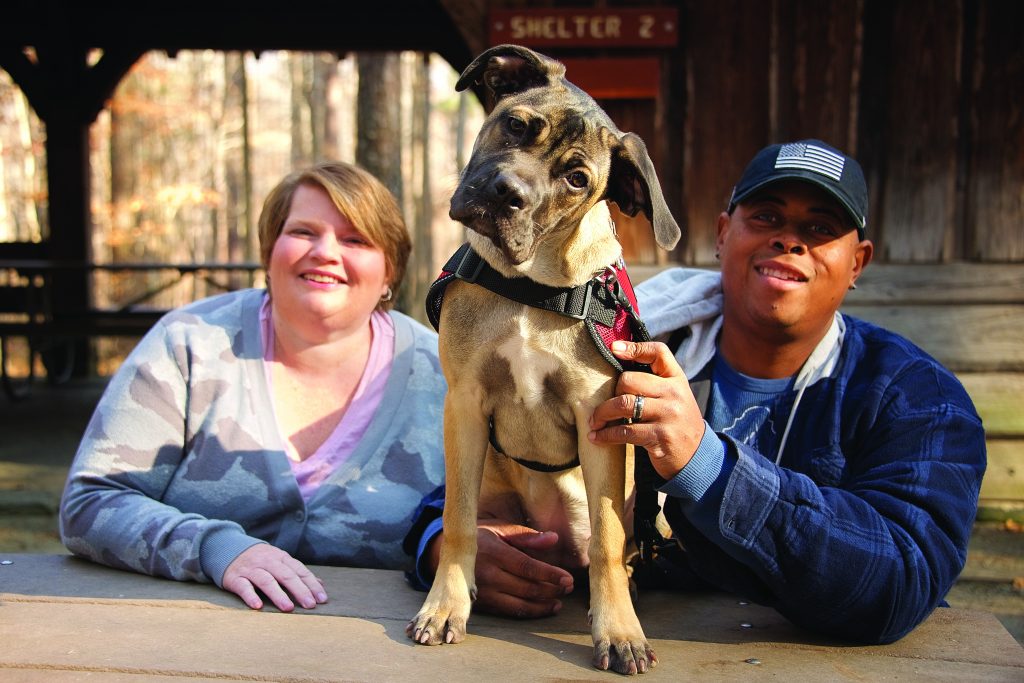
[{"x1": 60, "y1": 289, "x2": 446, "y2": 587}]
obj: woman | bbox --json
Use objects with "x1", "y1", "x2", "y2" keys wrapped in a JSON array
[{"x1": 60, "y1": 161, "x2": 446, "y2": 612}]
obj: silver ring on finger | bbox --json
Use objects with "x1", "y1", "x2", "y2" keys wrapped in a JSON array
[{"x1": 632, "y1": 394, "x2": 646, "y2": 423}]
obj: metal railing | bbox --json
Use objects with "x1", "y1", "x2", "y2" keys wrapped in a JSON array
[{"x1": 0, "y1": 260, "x2": 263, "y2": 399}]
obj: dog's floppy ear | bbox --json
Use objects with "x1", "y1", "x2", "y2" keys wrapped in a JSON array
[
  {"x1": 456, "y1": 44, "x2": 565, "y2": 113},
  {"x1": 607, "y1": 133, "x2": 682, "y2": 250}
]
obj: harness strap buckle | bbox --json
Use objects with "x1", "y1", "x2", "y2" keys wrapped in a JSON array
[
  {"x1": 563, "y1": 280, "x2": 593, "y2": 320},
  {"x1": 453, "y1": 244, "x2": 486, "y2": 284}
]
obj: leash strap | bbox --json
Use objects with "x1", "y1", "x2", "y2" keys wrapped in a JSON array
[
  {"x1": 633, "y1": 333, "x2": 712, "y2": 585},
  {"x1": 622, "y1": 315, "x2": 671, "y2": 573}
]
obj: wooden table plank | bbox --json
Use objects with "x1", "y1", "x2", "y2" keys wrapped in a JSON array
[{"x1": 1, "y1": 554, "x2": 1022, "y2": 681}]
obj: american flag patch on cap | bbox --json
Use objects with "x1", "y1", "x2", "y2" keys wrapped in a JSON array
[{"x1": 775, "y1": 143, "x2": 845, "y2": 181}]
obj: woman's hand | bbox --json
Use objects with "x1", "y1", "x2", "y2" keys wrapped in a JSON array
[
  {"x1": 588, "y1": 340, "x2": 705, "y2": 480},
  {"x1": 222, "y1": 543, "x2": 328, "y2": 612}
]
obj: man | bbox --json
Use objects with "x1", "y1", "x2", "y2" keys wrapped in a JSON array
[
  {"x1": 408, "y1": 139, "x2": 986, "y2": 644},
  {"x1": 588, "y1": 139, "x2": 987, "y2": 643}
]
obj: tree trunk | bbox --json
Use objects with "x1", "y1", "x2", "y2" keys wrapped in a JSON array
[
  {"x1": 356, "y1": 51, "x2": 407, "y2": 310},
  {"x1": 224, "y1": 51, "x2": 248, "y2": 288},
  {"x1": 241, "y1": 58, "x2": 254, "y2": 273},
  {"x1": 309, "y1": 54, "x2": 337, "y2": 162},
  {"x1": 290, "y1": 54, "x2": 310, "y2": 168},
  {"x1": 355, "y1": 52, "x2": 403, "y2": 203},
  {"x1": 0, "y1": 86, "x2": 45, "y2": 241},
  {"x1": 406, "y1": 53, "x2": 432, "y2": 322}
]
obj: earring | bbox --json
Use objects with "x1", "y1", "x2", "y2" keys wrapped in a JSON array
[
  {"x1": 848, "y1": 283, "x2": 858, "y2": 291},
  {"x1": 381, "y1": 287, "x2": 393, "y2": 302}
]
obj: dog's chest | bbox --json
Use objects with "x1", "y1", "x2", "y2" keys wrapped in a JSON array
[
  {"x1": 493, "y1": 322, "x2": 569, "y2": 408},
  {"x1": 440, "y1": 283, "x2": 615, "y2": 465},
  {"x1": 440, "y1": 282, "x2": 611, "y2": 397}
]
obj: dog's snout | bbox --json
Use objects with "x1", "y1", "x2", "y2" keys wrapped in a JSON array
[{"x1": 491, "y1": 173, "x2": 527, "y2": 211}]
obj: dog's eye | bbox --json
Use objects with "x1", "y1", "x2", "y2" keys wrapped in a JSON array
[
  {"x1": 507, "y1": 116, "x2": 527, "y2": 135},
  {"x1": 566, "y1": 170, "x2": 589, "y2": 189}
]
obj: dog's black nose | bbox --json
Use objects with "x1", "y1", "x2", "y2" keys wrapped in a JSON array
[{"x1": 491, "y1": 172, "x2": 526, "y2": 211}]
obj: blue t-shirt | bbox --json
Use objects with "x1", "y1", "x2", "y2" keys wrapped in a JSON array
[
  {"x1": 660, "y1": 353, "x2": 794, "y2": 503},
  {"x1": 707, "y1": 356, "x2": 793, "y2": 461}
]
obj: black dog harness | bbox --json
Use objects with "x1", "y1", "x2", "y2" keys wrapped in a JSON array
[
  {"x1": 425, "y1": 242, "x2": 671, "y2": 569},
  {"x1": 426, "y1": 243, "x2": 650, "y2": 374}
]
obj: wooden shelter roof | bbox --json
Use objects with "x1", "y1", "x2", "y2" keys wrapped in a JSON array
[{"x1": 2, "y1": 1, "x2": 474, "y2": 63}]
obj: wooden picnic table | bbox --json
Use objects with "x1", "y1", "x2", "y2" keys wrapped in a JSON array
[{"x1": 1, "y1": 553, "x2": 1021, "y2": 681}]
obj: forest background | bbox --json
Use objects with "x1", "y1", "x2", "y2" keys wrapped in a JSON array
[{"x1": 0, "y1": 49, "x2": 483, "y2": 374}]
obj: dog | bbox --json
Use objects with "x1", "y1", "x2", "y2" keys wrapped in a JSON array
[{"x1": 407, "y1": 44, "x2": 681, "y2": 675}]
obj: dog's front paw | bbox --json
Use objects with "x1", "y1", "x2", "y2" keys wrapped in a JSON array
[
  {"x1": 589, "y1": 607, "x2": 656, "y2": 675},
  {"x1": 408, "y1": 558, "x2": 476, "y2": 645},
  {"x1": 406, "y1": 607, "x2": 469, "y2": 646},
  {"x1": 592, "y1": 636, "x2": 657, "y2": 675},
  {"x1": 407, "y1": 580, "x2": 475, "y2": 646}
]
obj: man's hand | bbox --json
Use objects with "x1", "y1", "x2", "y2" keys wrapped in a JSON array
[
  {"x1": 222, "y1": 543, "x2": 328, "y2": 612},
  {"x1": 427, "y1": 521, "x2": 574, "y2": 619},
  {"x1": 588, "y1": 340, "x2": 705, "y2": 480},
  {"x1": 474, "y1": 521, "x2": 575, "y2": 618}
]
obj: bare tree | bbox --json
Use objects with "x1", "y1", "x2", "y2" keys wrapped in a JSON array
[
  {"x1": 0, "y1": 76, "x2": 45, "y2": 242},
  {"x1": 405, "y1": 53, "x2": 432, "y2": 322},
  {"x1": 223, "y1": 51, "x2": 252, "y2": 288},
  {"x1": 290, "y1": 53, "x2": 311, "y2": 168},
  {"x1": 355, "y1": 53, "x2": 403, "y2": 202},
  {"x1": 108, "y1": 83, "x2": 138, "y2": 264},
  {"x1": 309, "y1": 54, "x2": 338, "y2": 162},
  {"x1": 355, "y1": 52, "x2": 406, "y2": 312}
]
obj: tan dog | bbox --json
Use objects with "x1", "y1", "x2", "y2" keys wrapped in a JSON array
[{"x1": 407, "y1": 45, "x2": 681, "y2": 675}]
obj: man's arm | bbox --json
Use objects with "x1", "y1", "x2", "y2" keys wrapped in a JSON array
[
  {"x1": 711, "y1": 389, "x2": 983, "y2": 643},
  {"x1": 590, "y1": 340, "x2": 987, "y2": 644}
]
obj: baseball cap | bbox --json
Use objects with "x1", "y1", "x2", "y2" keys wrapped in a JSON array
[{"x1": 727, "y1": 139, "x2": 868, "y2": 239}]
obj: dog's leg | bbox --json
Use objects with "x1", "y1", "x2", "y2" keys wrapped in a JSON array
[
  {"x1": 576, "y1": 412, "x2": 656, "y2": 674},
  {"x1": 409, "y1": 392, "x2": 488, "y2": 645}
]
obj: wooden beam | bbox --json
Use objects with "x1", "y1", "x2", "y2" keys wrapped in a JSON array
[
  {"x1": 980, "y1": 440, "x2": 1024, "y2": 504},
  {"x1": 683, "y1": 0, "x2": 771, "y2": 265},
  {"x1": 847, "y1": 263, "x2": 1024, "y2": 305},
  {"x1": 967, "y1": 0, "x2": 1024, "y2": 261},
  {"x1": 839, "y1": 303, "x2": 1023, "y2": 372},
  {"x1": 869, "y1": 0, "x2": 964, "y2": 262},
  {"x1": 770, "y1": 0, "x2": 862, "y2": 147},
  {"x1": 83, "y1": 47, "x2": 147, "y2": 123},
  {"x1": 958, "y1": 373, "x2": 1024, "y2": 438},
  {"x1": 0, "y1": 48, "x2": 46, "y2": 118}
]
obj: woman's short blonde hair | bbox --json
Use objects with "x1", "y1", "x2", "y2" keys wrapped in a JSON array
[{"x1": 257, "y1": 161, "x2": 410, "y2": 311}]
